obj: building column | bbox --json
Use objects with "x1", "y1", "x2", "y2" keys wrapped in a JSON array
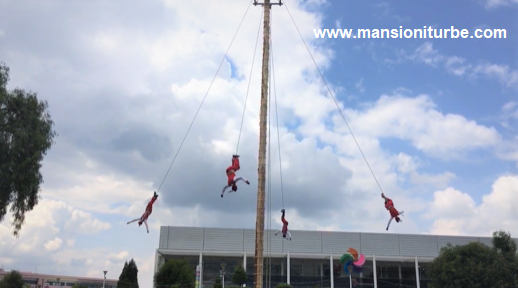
[
  {"x1": 199, "y1": 252, "x2": 203, "y2": 288},
  {"x1": 415, "y1": 256, "x2": 420, "y2": 288},
  {"x1": 287, "y1": 252, "x2": 291, "y2": 285},
  {"x1": 398, "y1": 263, "x2": 402, "y2": 286},
  {"x1": 329, "y1": 254, "x2": 334, "y2": 288},
  {"x1": 373, "y1": 255, "x2": 378, "y2": 288},
  {"x1": 243, "y1": 252, "x2": 247, "y2": 287},
  {"x1": 154, "y1": 251, "x2": 159, "y2": 276},
  {"x1": 154, "y1": 251, "x2": 165, "y2": 276}
]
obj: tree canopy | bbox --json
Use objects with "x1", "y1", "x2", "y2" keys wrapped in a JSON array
[
  {"x1": 0, "y1": 62, "x2": 57, "y2": 237},
  {"x1": 0, "y1": 270, "x2": 25, "y2": 288},
  {"x1": 231, "y1": 264, "x2": 247, "y2": 286},
  {"x1": 427, "y1": 230, "x2": 518, "y2": 288},
  {"x1": 213, "y1": 275, "x2": 222, "y2": 288},
  {"x1": 154, "y1": 259, "x2": 195, "y2": 288},
  {"x1": 117, "y1": 259, "x2": 139, "y2": 288}
]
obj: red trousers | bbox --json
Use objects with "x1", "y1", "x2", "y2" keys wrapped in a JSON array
[
  {"x1": 389, "y1": 207, "x2": 399, "y2": 218},
  {"x1": 226, "y1": 158, "x2": 240, "y2": 185},
  {"x1": 281, "y1": 215, "x2": 288, "y2": 233},
  {"x1": 142, "y1": 196, "x2": 158, "y2": 219}
]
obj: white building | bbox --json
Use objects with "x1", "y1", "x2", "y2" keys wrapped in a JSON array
[
  {"x1": 155, "y1": 226, "x2": 518, "y2": 288},
  {"x1": 0, "y1": 269, "x2": 117, "y2": 288}
]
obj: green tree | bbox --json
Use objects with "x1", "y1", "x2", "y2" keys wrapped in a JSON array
[
  {"x1": 274, "y1": 284, "x2": 292, "y2": 288},
  {"x1": 71, "y1": 284, "x2": 88, "y2": 288},
  {"x1": 0, "y1": 270, "x2": 25, "y2": 288},
  {"x1": 231, "y1": 264, "x2": 247, "y2": 287},
  {"x1": 492, "y1": 230, "x2": 518, "y2": 285},
  {"x1": 0, "y1": 62, "x2": 57, "y2": 237},
  {"x1": 213, "y1": 275, "x2": 222, "y2": 288},
  {"x1": 427, "y1": 241, "x2": 516, "y2": 288},
  {"x1": 154, "y1": 259, "x2": 195, "y2": 288},
  {"x1": 117, "y1": 259, "x2": 139, "y2": 288}
]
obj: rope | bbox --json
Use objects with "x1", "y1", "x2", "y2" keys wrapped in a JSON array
[
  {"x1": 266, "y1": 8, "x2": 275, "y2": 288},
  {"x1": 267, "y1": 30, "x2": 274, "y2": 288},
  {"x1": 283, "y1": 3, "x2": 385, "y2": 195},
  {"x1": 270, "y1": 16, "x2": 285, "y2": 210},
  {"x1": 155, "y1": 0, "x2": 254, "y2": 193},
  {"x1": 236, "y1": 8, "x2": 264, "y2": 155}
]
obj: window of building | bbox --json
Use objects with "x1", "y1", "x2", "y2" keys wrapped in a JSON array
[
  {"x1": 376, "y1": 261, "x2": 399, "y2": 279},
  {"x1": 290, "y1": 258, "x2": 303, "y2": 276},
  {"x1": 360, "y1": 260, "x2": 374, "y2": 279}
]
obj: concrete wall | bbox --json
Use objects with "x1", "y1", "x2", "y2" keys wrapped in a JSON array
[{"x1": 159, "y1": 226, "x2": 518, "y2": 258}]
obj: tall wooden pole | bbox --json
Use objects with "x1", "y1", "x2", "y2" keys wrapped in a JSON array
[{"x1": 254, "y1": 0, "x2": 271, "y2": 287}]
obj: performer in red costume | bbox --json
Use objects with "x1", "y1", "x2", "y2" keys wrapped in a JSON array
[
  {"x1": 127, "y1": 191, "x2": 158, "y2": 233},
  {"x1": 221, "y1": 155, "x2": 250, "y2": 198},
  {"x1": 382, "y1": 193, "x2": 404, "y2": 231},
  {"x1": 275, "y1": 209, "x2": 291, "y2": 240}
]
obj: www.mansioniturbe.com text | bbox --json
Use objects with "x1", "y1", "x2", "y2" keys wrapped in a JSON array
[{"x1": 314, "y1": 26, "x2": 507, "y2": 39}]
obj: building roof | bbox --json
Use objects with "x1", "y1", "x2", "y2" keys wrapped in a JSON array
[{"x1": 158, "y1": 226, "x2": 518, "y2": 260}]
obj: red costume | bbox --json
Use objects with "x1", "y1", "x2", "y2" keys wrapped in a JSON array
[
  {"x1": 226, "y1": 157, "x2": 240, "y2": 186},
  {"x1": 281, "y1": 214, "x2": 288, "y2": 234},
  {"x1": 275, "y1": 209, "x2": 291, "y2": 240},
  {"x1": 221, "y1": 155, "x2": 250, "y2": 198},
  {"x1": 127, "y1": 192, "x2": 158, "y2": 233},
  {"x1": 382, "y1": 193, "x2": 403, "y2": 231},
  {"x1": 384, "y1": 198, "x2": 400, "y2": 219},
  {"x1": 141, "y1": 195, "x2": 158, "y2": 220}
]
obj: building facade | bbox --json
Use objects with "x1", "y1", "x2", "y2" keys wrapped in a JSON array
[
  {"x1": 0, "y1": 269, "x2": 118, "y2": 288},
  {"x1": 156, "y1": 226, "x2": 518, "y2": 288}
]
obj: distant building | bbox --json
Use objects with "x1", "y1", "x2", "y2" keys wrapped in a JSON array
[
  {"x1": 0, "y1": 269, "x2": 118, "y2": 288},
  {"x1": 155, "y1": 226, "x2": 518, "y2": 288}
]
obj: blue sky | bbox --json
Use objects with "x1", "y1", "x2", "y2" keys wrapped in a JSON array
[
  {"x1": 0, "y1": 0, "x2": 517, "y2": 286},
  {"x1": 311, "y1": 0, "x2": 517, "y2": 204}
]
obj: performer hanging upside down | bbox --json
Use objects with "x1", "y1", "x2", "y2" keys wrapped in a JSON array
[
  {"x1": 381, "y1": 193, "x2": 404, "y2": 231},
  {"x1": 275, "y1": 209, "x2": 291, "y2": 240},
  {"x1": 127, "y1": 191, "x2": 158, "y2": 233},
  {"x1": 221, "y1": 155, "x2": 250, "y2": 198}
]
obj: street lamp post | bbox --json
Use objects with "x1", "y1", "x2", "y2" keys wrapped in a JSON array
[
  {"x1": 221, "y1": 262, "x2": 227, "y2": 288},
  {"x1": 103, "y1": 271, "x2": 107, "y2": 288},
  {"x1": 347, "y1": 266, "x2": 353, "y2": 288}
]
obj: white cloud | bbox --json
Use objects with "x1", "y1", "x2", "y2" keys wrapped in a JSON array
[
  {"x1": 500, "y1": 101, "x2": 518, "y2": 129},
  {"x1": 403, "y1": 42, "x2": 518, "y2": 89},
  {"x1": 355, "y1": 78, "x2": 365, "y2": 93},
  {"x1": 427, "y1": 175, "x2": 518, "y2": 236},
  {"x1": 445, "y1": 56, "x2": 470, "y2": 76},
  {"x1": 44, "y1": 238, "x2": 63, "y2": 251},
  {"x1": 64, "y1": 209, "x2": 111, "y2": 235},
  {"x1": 330, "y1": 94, "x2": 501, "y2": 158},
  {"x1": 406, "y1": 42, "x2": 444, "y2": 67},
  {"x1": 484, "y1": 0, "x2": 518, "y2": 9}
]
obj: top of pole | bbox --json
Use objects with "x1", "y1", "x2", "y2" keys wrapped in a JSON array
[{"x1": 253, "y1": 0, "x2": 283, "y2": 6}]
